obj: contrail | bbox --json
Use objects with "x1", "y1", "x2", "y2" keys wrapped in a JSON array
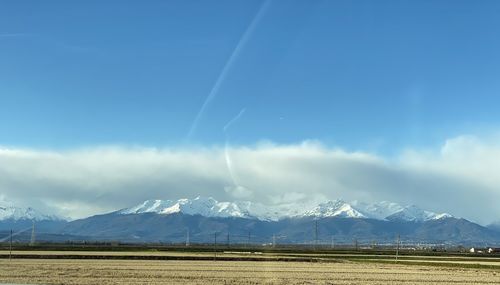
[
  {"x1": 224, "y1": 108, "x2": 246, "y2": 187},
  {"x1": 187, "y1": 0, "x2": 271, "y2": 140},
  {"x1": 223, "y1": 108, "x2": 246, "y2": 132}
]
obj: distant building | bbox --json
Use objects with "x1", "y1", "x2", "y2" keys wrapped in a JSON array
[
  {"x1": 488, "y1": 247, "x2": 500, "y2": 254},
  {"x1": 470, "y1": 247, "x2": 500, "y2": 254},
  {"x1": 469, "y1": 247, "x2": 484, "y2": 253}
]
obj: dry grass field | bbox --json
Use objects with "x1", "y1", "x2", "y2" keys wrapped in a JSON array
[{"x1": 0, "y1": 258, "x2": 499, "y2": 285}]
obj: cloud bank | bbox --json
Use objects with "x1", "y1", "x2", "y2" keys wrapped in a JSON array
[{"x1": 0, "y1": 135, "x2": 499, "y2": 224}]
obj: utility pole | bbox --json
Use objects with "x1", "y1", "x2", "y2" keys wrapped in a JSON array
[
  {"x1": 9, "y1": 229, "x2": 12, "y2": 261},
  {"x1": 185, "y1": 229, "x2": 190, "y2": 247},
  {"x1": 272, "y1": 234, "x2": 276, "y2": 248},
  {"x1": 226, "y1": 232, "x2": 230, "y2": 248},
  {"x1": 354, "y1": 238, "x2": 358, "y2": 251},
  {"x1": 331, "y1": 236, "x2": 335, "y2": 249},
  {"x1": 214, "y1": 232, "x2": 217, "y2": 261},
  {"x1": 314, "y1": 220, "x2": 318, "y2": 250},
  {"x1": 396, "y1": 234, "x2": 400, "y2": 262},
  {"x1": 247, "y1": 231, "x2": 251, "y2": 248}
]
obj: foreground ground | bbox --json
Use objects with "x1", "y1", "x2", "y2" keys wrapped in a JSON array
[{"x1": 0, "y1": 258, "x2": 499, "y2": 285}]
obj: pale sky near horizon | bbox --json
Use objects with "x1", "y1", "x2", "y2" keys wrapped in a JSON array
[{"x1": 1, "y1": 0, "x2": 500, "y2": 224}]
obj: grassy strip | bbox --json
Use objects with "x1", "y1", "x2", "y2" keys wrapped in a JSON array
[
  {"x1": 5, "y1": 244, "x2": 499, "y2": 258},
  {"x1": 0, "y1": 253, "x2": 348, "y2": 263},
  {"x1": 278, "y1": 253, "x2": 500, "y2": 263},
  {"x1": 350, "y1": 258, "x2": 500, "y2": 270},
  {"x1": 1, "y1": 250, "x2": 499, "y2": 264}
]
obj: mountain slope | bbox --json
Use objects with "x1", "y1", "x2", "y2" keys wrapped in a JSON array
[
  {"x1": 487, "y1": 221, "x2": 500, "y2": 233},
  {"x1": 61, "y1": 212, "x2": 500, "y2": 244}
]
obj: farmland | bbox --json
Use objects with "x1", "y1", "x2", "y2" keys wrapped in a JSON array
[{"x1": 0, "y1": 249, "x2": 499, "y2": 284}]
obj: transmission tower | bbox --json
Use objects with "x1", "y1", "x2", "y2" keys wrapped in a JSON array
[{"x1": 30, "y1": 221, "x2": 36, "y2": 246}]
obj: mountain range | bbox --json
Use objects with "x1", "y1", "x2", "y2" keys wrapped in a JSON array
[
  {"x1": 117, "y1": 196, "x2": 453, "y2": 222},
  {"x1": 1, "y1": 197, "x2": 499, "y2": 245}
]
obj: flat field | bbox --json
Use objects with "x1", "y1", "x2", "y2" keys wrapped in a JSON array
[{"x1": 0, "y1": 258, "x2": 499, "y2": 285}]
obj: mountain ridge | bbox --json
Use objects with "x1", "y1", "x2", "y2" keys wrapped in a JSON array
[
  {"x1": 117, "y1": 196, "x2": 454, "y2": 223},
  {"x1": 0, "y1": 204, "x2": 64, "y2": 222}
]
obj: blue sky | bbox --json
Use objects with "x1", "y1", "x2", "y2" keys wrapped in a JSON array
[{"x1": 1, "y1": 0, "x2": 500, "y2": 153}]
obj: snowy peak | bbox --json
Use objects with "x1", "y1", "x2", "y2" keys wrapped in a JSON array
[
  {"x1": 300, "y1": 200, "x2": 451, "y2": 222},
  {"x1": 119, "y1": 197, "x2": 305, "y2": 221},
  {"x1": 0, "y1": 205, "x2": 62, "y2": 221},
  {"x1": 351, "y1": 201, "x2": 404, "y2": 220},
  {"x1": 119, "y1": 196, "x2": 253, "y2": 220},
  {"x1": 386, "y1": 205, "x2": 451, "y2": 222},
  {"x1": 169, "y1": 196, "x2": 250, "y2": 218},
  {"x1": 121, "y1": 199, "x2": 176, "y2": 214},
  {"x1": 301, "y1": 200, "x2": 366, "y2": 218},
  {"x1": 432, "y1": 213, "x2": 453, "y2": 220},
  {"x1": 119, "y1": 197, "x2": 454, "y2": 222}
]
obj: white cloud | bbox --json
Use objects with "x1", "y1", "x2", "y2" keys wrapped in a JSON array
[
  {"x1": 0, "y1": 136, "x2": 499, "y2": 224},
  {"x1": 400, "y1": 135, "x2": 500, "y2": 191}
]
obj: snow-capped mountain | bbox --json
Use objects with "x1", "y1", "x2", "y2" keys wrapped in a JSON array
[
  {"x1": 118, "y1": 196, "x2": 312, "y2": 221},
  {"x1": 0, "y1": 200, "x2": 491, "y2": 245},
  {"x1": 120, "y1": 197, "x2": 255, "y2": 219},
  {"x1": 118, "y1": 197, "x2": 453, "y2": 222},
  {"x1": 119, "y1": 196, "x2": 308, "y2": 221},
  {"x1": 0, "y1": 205, "x2": 62, "y2": 221},
  {"x1": 296, "y1": 200, "x2": 451, "y2": 221},
  {"x1": 301, "y1": 200, "x2": 366, "y2": 218},
  {"x1": 66, "y1": 198, "x2": 494, "y2": 244},
  {"x1": 351, "y1": 200, "x2": 404, "y2": 220},
  {"x1": 385, "y1": 205, "x2": 452, "y2": 222}
]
